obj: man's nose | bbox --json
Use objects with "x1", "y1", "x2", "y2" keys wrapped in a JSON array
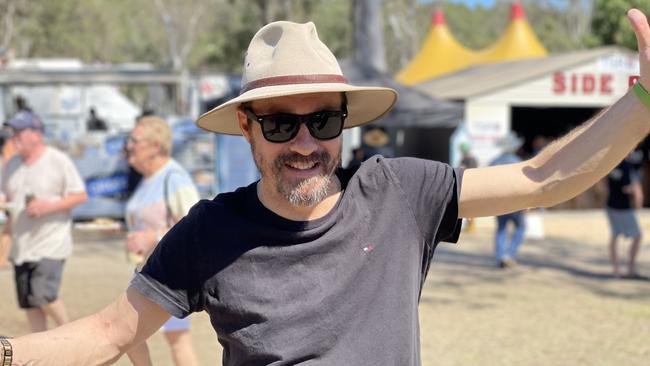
[{"x1": 288, "y1": 123, "x2": 318, "y2": 155}]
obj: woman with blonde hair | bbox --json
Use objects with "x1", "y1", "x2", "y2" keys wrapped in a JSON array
[{"x1": 124, "y1": 116, "x2": 200, "y2": 366}]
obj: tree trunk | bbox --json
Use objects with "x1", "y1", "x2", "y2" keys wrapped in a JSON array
[
  {"x1": 1, "y1": 0, "x2": 17, "y2": 51},
  {"x1": 353, "y1": 0, "x2": 387, "y2": 73}
]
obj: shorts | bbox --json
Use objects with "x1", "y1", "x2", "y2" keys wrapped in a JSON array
[
  {"x1": 14, "y1": 259, "x2": 66, "y2": 309},
  {"x1": 162, "y1": 315, "x2": 191, "y2": 332},
  {"x1": 606, "y1": 208, "x2": 641, "y2": 238}
]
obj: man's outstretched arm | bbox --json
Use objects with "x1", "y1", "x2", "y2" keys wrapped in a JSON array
[
  {"x1": 8, "y1": 288, "x2": 170, "y2": 366},
  {"x1": 459, "y1": 9, "x2": 650, "y2": 218}
]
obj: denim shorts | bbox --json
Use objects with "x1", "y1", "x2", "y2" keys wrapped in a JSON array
[
  {"x1": 606, "y1": 208, "x2": 641, "y2": 238},
  {"x1": 14, "y1": 259, "x2": 65, "y2": 309}
]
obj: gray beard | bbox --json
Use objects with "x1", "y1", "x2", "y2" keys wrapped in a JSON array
[
  {"x1": 250, "y1": 138, "x2": 340, "y2": 207},
  {"x1": 280, "y1": 174, "x2": 332, "y2": 207}
]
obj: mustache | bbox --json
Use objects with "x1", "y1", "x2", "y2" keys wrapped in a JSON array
[{"x1": 275, "y1": 151, "x2": 331, "y2": 169}]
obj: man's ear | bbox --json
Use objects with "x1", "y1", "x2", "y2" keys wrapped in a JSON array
[{"x1": 237, "y1": 108, "x2": 252, "y2": 143}]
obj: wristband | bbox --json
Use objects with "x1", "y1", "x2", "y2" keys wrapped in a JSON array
[
  {"x1": 633, "y1": 81, "x2": 650, "y2": 109},
  {"x1": 0, "y1": 337, "x2": 12, "y2": 366}
]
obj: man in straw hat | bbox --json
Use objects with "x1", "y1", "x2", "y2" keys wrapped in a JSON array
[{"x1": 3, "y1": 9, "x2": 650, "y2": 366}]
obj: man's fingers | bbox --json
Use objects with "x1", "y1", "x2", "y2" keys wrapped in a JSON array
[{"x1": 628, "y1": 9, "x2": 650, "y2": 50}]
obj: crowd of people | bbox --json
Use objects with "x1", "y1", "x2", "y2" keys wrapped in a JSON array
[
  {"x1": 0, "y1": 7, "x2": 648, "y2": 366},
  {"x1": 0, "y1": 104, "x2": 202, "y2": 365}
]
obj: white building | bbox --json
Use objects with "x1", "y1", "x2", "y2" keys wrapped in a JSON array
[{"x1": 416, "y1": 47, "x2": 640, "y2": 167}]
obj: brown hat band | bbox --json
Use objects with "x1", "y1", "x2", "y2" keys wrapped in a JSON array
[{"x1": 240, "y1": 74, "x2": 349, "y2": 94}]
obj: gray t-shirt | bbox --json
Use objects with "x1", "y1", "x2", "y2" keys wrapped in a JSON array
[{"x1": 130, "y1": 156, "x2": 462, "y2": 365}]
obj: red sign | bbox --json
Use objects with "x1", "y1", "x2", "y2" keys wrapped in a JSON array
[
  {"x1": 629, "y1": 75, "x2": 640, "y2": 87},
  {"x1": 553, "y1": 72, "x2": 613, "y2": 95}
]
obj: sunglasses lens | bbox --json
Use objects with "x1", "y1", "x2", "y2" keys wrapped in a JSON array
[
  {"x1": 307, "y1": 111, "x2": 344, "y2": 140},
  {"x1": 260, "y1": 115, "x2": 300, "y2": 143},
  {"x1": 250, "y1": 108, "x2": 346, "y2": 143}
]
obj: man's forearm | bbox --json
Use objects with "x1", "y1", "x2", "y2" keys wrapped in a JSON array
[
  {"x1": 8, "y1": 289, "x2": 170, "y2": 366},
  {"x1": 460, "y1": 89, "x2": 650, "y2": 218},
  {"x1": 9, "y1": 312, "x2": 122, "y2": 366},
  {"x1": 53, "y1": 192, "x2": 88, "y2": 214},
  {"x1": 529, "y1": 89, "x2": 650, "y2": 208}
]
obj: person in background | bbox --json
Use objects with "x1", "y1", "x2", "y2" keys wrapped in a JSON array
[
  {"x1": 124, "y1": 111, "x2": 156, "y2": 199},
  {"x1": 530, "y1": 135, "x2": 548, "y2": 157},
  {"x1": 1, "y1": 111, "x2": 87, "y2": 332},
  {"x1": 605, "y1": 153, "x2": 645, "y2": 279},
  {"x1": 490, "y1": 132, "x2": 526, "y2": 268},
  {"x1": 123, "y1": 116, "x2": 200, "y2": 366},
  {"x1": 0, "y1": 134, "x2": 16, "y2": 268},
  {"x1": 346, "y1": 146, "x2": 365, "y2": 169},
  {"x1": 13, "y1": 95, "x2": 32, "y2": 114},
  {"x1": 362, "y1": 126, "x2": 395, "y2": 158},
  {"x1": 86, "y1": 107, "x2": 108, "y2": 131},
  {"x1": 459, "y1": 142, "x2": 478, "y2": 170}
]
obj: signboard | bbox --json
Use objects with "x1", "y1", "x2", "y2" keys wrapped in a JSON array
[{"x1": 552, "y1": 72, "x2": 614, "y2": 95}]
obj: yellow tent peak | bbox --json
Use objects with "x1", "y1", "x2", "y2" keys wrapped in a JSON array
[
  {"x1": 479, "y1": 2, "x2": 548, "y2": 63},
  {"x1": 396, "y1": 9, "x2": 480, "y2": 85}
]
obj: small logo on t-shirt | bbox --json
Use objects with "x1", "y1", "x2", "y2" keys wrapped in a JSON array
[{"x1": 362, "y1": 245, "x2": 373, "y2": 253}]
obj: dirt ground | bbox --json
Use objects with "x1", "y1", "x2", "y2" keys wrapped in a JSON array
[{"x1": 0, "y1": 210, "x2": 648, "y2": 365}]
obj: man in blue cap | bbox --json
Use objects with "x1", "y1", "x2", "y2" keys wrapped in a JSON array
[{"x1": 1, "y1": 110, "x2": 87, "y2": 333}]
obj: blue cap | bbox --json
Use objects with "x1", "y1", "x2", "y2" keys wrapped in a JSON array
[{"x1": 4, "y1": 111, "x2": 44, "y2": 131}]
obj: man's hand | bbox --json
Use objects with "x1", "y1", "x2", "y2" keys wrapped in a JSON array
[
  {"x1": 26, "y1": 197, "x2": 58, "y2": 218},
  {"x1": 126, "y1": 229, "x2": 157, "y2": 255},
  {"x1": 628, "y1": 9, "x2": 650, "y2": 89}
]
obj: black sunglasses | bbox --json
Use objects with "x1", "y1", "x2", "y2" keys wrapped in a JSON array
[{"x1": 244, "y1": 106, "x2": 347, "y2": 143}]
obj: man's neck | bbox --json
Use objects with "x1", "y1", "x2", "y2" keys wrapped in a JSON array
[
  {"x1": 257, "y1": 176, "x2": 342, "y2": 221},
  {"x1": 22, "y1": 144, "x2": 46, "y2": 165}
]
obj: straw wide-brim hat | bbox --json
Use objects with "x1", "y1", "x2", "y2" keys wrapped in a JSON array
[{"x1": 197, "y1": 21, "x2": 398, "y2": 135}]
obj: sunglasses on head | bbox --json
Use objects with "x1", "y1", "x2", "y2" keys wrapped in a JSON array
[{"x1": 244, "y1": 105, "x2": 347, "y2": 143}]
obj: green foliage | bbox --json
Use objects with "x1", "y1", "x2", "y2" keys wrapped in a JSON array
[
  {"x1": 441, "y1": 2, "x2": 508, "y2": 51},
  {"x1": 189, "y1": 0, "x2": 350, "y2": 73},
  {"x1": 14, "y1": 0, "x2": 169, "y2": 64},
  {"x1": 587, "y1": 0, "x2": 650, "y2": 50},
  {"x1": 6, "y1": 0, "x2": 647, "y2": 74},
  {"x1": 189, "y1": 1, "x2": 263, "y2": 73}
]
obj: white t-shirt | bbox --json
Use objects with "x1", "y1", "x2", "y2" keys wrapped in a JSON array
[
  {"x1": 125, "y1": 159, "x2": 199, "y2": 234},
  {"x1": 2, "y1": 146, "x2": 86, "y2": 265}
]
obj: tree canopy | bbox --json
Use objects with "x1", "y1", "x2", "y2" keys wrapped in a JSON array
[{"x1": 0, "y1": 0, "x2": 643, "y2": 74}]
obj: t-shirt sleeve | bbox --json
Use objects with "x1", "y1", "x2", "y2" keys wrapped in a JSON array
[
  {"x1": 166, "y1": 171, "x2": 200, "y2": 221},
  {"x1": 128, "y1": 201, "x2": 204, "y2": 318},
  {"x1": 60, "y1": 154, "x2": 86, "y2": 195},
  {"x1": 386, "y1": 157, "x2": 463, "y2": 245}
]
